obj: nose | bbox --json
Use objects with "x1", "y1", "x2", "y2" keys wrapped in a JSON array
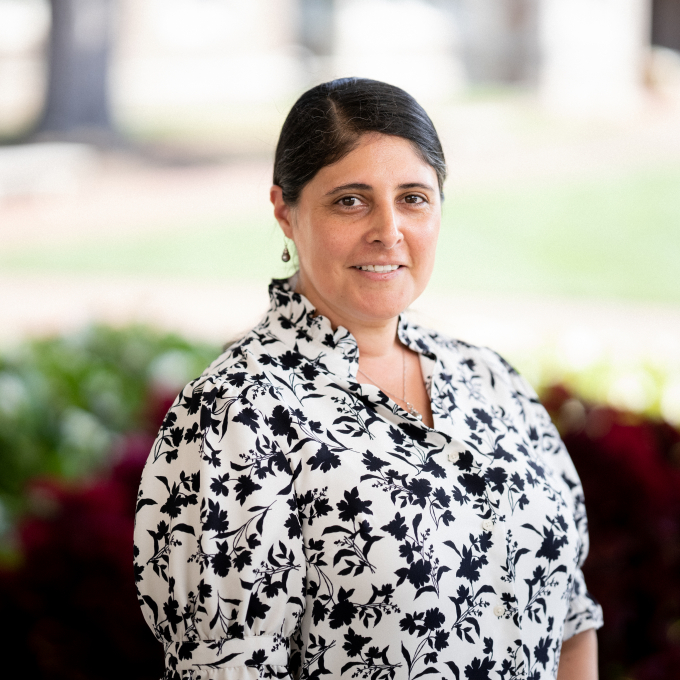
[{"x1": 366, "y1": 201, "x2": 403, "y2": 249}]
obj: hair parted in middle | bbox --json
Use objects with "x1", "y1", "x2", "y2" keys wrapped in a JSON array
[{"x1": 273, "y1": 78, "x2": 447, "y2": 206}]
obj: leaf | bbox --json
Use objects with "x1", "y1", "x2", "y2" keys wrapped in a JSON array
[
  {"x1": 325, "y1": 429, "x2": 344, "y2": 447},
  {"x1": 476, "y1": 584, "x2": 496, "y2": 596},
  {"x1": 413, "y1": 669, "x2": 439, "y2": 679},
  {"x1": 255, "y1": 507, "x2": 269, "y2": 535},
  {"x1": 204, "y1": 652, "x2": 242, "y2": 668},
  {"x1": 414, "y1": 585, "x2": 437, "y2": 600},
  {"x1": 155, "y1": 476, "x2": 170, "y2": 492},
  {"x1": 289, "y1": 437, "x2": 314, "y2": 454},
  {"x1": 444, "y1": 661, "x2": 460, "y2": 680},
  {"x1": 136, "y1": 498, "x2": 157, "y2": 513},
  {"x1": 267, "y1": 545, "x2": 280, "y2": 568},
  {"x1": 359, "y1": 473, "x2": 379, "y2": 483},
  {"x1": 141, "y1": 595, "x2": 158, "y2": 623},
  {"x1": 171, "y1": 523, "x2": 195, "y2": 535},
  {"x1": 443, "y1": 540, "x2": 460, "y2": 556},
  {"x1": 333, "y1": 416, "x2": 358, "y2": 424},
  {"x1": 333, "y1": 549, "x2": 356, "y2": 566},
  {"x1": 466, "y1": 616, "x2": 480, "y2": 636},
  {"x1": 277, "y1": 460, "x2": 302, "y2": 496},
  {"x1": 362, "y1": 535, "x2": 382, "y2": 557},
  {"x1": 322, "y1": 525, "x2": 352, "y2": 535},
  {"x1": 401, "y1": 642, "x2": 412, "y2": 671},
  {"x1": 514, "y1": 548, "x2": 530, "y2": 565}
]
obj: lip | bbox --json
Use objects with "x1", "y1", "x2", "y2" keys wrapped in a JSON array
[
  {"x1": 352, "y1": 264, "x2": 405, "y2": 280},
  {"x1": 352, "y1": 264, "x2": 405, "y2": 270}
]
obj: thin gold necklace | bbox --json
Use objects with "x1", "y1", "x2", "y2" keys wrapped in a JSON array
[{"x1": 357, "y1": 346, "x2": 423, "y2": 421}]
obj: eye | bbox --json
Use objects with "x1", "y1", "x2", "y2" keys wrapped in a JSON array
[
  {"x1": 338, "y1": 196, "x2": 361, "y2": 207},
  {"x1": 404, "y1": 194, "x2": 425, "y2": 204}
]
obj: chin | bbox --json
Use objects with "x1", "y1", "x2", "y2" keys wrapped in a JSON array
[{"x1": 351, "y1": 291, "x2": 413, "y2": 322}]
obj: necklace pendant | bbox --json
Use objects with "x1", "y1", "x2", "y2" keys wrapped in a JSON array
[{"x1": 407, "y1": 402, "x2": 423, "y2": 420}]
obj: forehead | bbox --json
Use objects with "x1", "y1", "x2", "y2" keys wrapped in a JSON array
[{"x1": 310, "y1": 133, "x2": 438, "y2": 191}]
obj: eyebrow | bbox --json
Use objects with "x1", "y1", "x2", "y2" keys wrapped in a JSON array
[{"x1": 324, "y1": 182, "x2": 435, "y2": 196}]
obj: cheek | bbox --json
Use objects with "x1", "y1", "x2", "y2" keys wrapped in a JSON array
[
  {"x1": 411, "y1": 222, "x2": 440, "y2": 267},
  {"x1": 300, "y1": 223, "x2": 350, "y2": 265}
]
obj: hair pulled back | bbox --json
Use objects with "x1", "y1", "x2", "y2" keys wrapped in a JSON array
[{"x1": 273, "y1": 78, "x2": 447, "y2": 205}]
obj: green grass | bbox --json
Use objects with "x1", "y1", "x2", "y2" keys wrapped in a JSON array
[
  {"x1": 0, "y1": 217, "x2": 294, "y2": 282},
  {"x1": 2, "y1": 163, "x2": 680, "y2": 304},
  {"x1": 437, "y1": 163, "x2": 680, "y2": 303}
]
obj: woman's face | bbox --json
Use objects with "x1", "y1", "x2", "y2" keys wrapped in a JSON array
[{"x1": 271, "y1": 133, "x2": 441, "y2": 328}]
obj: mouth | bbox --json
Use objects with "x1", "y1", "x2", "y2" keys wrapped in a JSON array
[{"x1": 353, "y1": 264, "x2": 402, "y2": 273}]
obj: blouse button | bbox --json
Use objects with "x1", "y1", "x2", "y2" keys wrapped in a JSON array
[
  {"x1": 493, "y1": 605, "x2": 506, "y2": 618},
  {"x1": 447, "y1": 450, "x2": 460, "y2": 464},
  {"x1": 482, "y1": 519, "x2": 494, "y2": 532}
]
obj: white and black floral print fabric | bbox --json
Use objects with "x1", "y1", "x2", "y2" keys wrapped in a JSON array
[{"x1": 134, "y1": 277, "x2": 603, "y2": 680}]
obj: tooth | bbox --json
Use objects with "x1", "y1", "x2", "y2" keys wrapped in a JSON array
[
  {"x1": 367, "y1": 265, "x2": 375, "y2": 272},
  {"x1": 376, "y1": 265, "x2": 386, "y2": 272}
]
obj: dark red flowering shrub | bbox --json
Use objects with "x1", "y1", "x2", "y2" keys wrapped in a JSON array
[
  {"x1": 542, "y1": 386, "x2": 680, "y2": 680},
  {"x1": 1, "y1": 382, "x2": 679, "y2": 679},
  {"x1": 0, "y1": 433, "x2": 164, "y2": 680}
]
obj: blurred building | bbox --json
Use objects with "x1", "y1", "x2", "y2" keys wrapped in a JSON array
[
  {"x1": 539, "y1": 0, "x2": 651, "y2": 117},
  {"x1": 3, "y1": 0, "x2": 679, "y2": 145}
]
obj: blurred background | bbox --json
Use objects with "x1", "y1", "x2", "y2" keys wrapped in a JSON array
[{"x1": 0, "y1": 1, "x2": 679, "y2": 678}]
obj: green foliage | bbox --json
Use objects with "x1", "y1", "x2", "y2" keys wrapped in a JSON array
[
  {"x1": 0, "y1": 325, "x2": 219, "y2": 535},
  {"x1": 435, "y1": 163, "x2": 680, "y2": 303}
]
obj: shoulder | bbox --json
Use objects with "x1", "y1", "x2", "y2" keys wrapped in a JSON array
[
  {"x1": 169, "y1": 328, "x2": 290, "y2": 426},
  {"x1": 409, "y1": 321, "x2": 532, "y2": 394}
]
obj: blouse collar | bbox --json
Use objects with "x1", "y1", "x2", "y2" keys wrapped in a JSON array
[{"x1": 260, "y1": 277, "x2": 438, "y2": 379}]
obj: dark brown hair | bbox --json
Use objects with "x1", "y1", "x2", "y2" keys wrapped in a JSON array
[{"x1": 273, "y1": 78, "x2": 447, "y2": 205}]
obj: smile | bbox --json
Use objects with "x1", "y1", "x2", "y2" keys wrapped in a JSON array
[{"x1": 354, "y1": 264, "x2": 401, "y2": 272}]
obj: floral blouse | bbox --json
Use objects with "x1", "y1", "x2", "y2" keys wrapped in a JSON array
[{"x1": 134, "y1": 277, "x2": 603, "y2": 680}]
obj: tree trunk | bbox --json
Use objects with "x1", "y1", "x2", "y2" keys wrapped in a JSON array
[
  {"x1": 37, "y1": 0, "x2": 115, "y2": 140},
  {"x1": 652, "y1": 0, "x2": 680, "y2": 50}
]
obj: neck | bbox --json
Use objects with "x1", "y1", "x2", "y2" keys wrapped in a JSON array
[
  {"x1": 347, "y1": 317, "x2": 402, "y2": 362},
  {"x1": 294, "y1": 278, "x2": 402, "y2": 361}
]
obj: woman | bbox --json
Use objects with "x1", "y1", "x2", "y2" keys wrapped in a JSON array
[{"x1": 134, "y1": 78, "x2": 602, "y2": 680}]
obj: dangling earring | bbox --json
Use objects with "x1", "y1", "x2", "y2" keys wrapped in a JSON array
[{"x1": 281, "y1": 243, "x2": 291, "y2": 262}]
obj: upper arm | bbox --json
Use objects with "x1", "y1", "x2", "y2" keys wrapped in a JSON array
[
  {"x1": 557, "y1": 629, "x2": 598, "y2": 680},
  {"x1": 134, "y1": 375, "x2": 306, "y2": 677},
  {"x1": 506, "y1": 368, "x2": 604, "y2": 639}
]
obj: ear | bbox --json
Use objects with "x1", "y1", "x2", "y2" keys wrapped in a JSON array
[{"x1": 270, "y1": 185, "x2": 295, "y2": 239}]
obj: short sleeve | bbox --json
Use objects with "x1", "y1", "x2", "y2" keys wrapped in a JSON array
[
  {"x1": 508, "y1": 370, "x2": 604, "y2": 640},
  {"x1": 134, "y1": 374, "x2": 306, "y2": 679}
]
